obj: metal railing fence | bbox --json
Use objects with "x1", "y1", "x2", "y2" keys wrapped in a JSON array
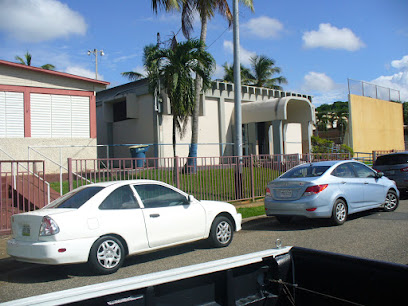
[
  {"x1": 348, "y1": 79, "x2": 401, "y2": 102},
  {"x1": 0, "y1": 160, "x2": 48, "y2": 235},
  {"x1": 67, "y1": 153, "x2": 351, "y2": 203}
]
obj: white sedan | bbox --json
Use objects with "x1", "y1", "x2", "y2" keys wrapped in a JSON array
[{"x1": 7, "y1": 180, "x2": 242, "y2": 274}]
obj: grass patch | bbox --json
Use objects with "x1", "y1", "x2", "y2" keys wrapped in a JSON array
[
  {"x1": 237, "y1": 205, "x2": 265, "y2": 219},
  {"x1": 50, "y1": 167, "x2": 280, "y2": 202}
]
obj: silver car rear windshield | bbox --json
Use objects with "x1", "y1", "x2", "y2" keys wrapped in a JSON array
[
  {"x1": 45, "y1": 186, "x2": 105, "y2": 209},
  {"x1": 281, "y1": 165, "x2": 331, "y2": 178}
]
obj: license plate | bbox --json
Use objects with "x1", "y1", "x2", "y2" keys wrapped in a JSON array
[
  {"x1": 279, "y1": 189, "x2": 292, "y2": 198},
  {"x1": 22, "y1": 225, "x2": 30, "y2": 237},
  {"x1": 386, "y1": 170, "x2": 395, "y2": 175}
]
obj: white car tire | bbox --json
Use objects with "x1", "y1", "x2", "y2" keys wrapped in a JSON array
[
  {"x1": 89, "y1": 236, "x2": 125, "y2": 274},
  {"x1": 209, "y1": 216, "x2": 233, "y2": 248}
]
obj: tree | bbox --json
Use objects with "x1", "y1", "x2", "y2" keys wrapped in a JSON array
[
  {"x1": 15, "y1": 52, "x2": 32, "y2": 66},
  {"x1": 152, "y1": 0, "x2": 254, "y2": 161},
  {"x1": 222, "y1": 62, "x2": 252, "y2": 84},
  {"x1": 145, "y1": 39, "x2": 215, "y2": 158},
  {"x1": 15, "y1": 51, "x2": 55, "y2": 70},
  {"x1": 121, "y1": 71, "x2": 144, "y2": 81},
  {"x1": 247, "y1": 55, "x2": 287, "y2": 90}
]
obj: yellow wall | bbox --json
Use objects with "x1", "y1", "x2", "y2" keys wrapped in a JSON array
[{"x1": 349, "y1": 94, "x2": 404, "y2": 153}]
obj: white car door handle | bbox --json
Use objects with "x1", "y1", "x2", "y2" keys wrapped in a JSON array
[
  {"x1": 364, "y1": 182, "x2": 369, "y2": 184},
  {"x1": 150, "y1": 214, "x2": 160, "y2": 218}
]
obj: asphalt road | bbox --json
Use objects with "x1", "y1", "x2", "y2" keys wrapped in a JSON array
[{"x1": 1, "y1": 199, "x2": 407, "y2": 303}]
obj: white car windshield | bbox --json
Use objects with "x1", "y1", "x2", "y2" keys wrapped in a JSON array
[{"x1": 45, "y1": 186, "x2": 105, "y2": 209}]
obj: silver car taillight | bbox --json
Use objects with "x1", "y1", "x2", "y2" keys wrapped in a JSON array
[
  {"x1": 39, "y1": 216, "x2": 60, "y2": 236},
  {"x1": 266, "y1": 187, "x2": 272, "y2": 197}
]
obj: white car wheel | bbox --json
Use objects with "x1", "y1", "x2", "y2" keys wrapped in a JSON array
[
  {"x1": 89, "y1": 236, "x2": 125, "y2": 274},
  {"x1": 209, "y1": 216, "x2": 233, "y2": 247}
]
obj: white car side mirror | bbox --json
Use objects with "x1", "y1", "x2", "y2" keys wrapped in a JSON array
[{"x1": 188, "y1": 195, "x2": 196, "y2": 203}]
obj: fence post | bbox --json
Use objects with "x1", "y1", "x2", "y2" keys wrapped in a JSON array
[
  {"x1": 372, "y1": 151, "x2": 377, "y2": 164},
  {"x1": 250, "y1": 155, "x2": 255, "y2": 202},
  {"x1": 68, "y1": 158, "x2": 73, "y2": 192},
  {"x1": 175, "y1": 156, "x2": 180, "y2": 189}
]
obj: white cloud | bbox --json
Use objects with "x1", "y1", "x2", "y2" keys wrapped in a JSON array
[
  {"x1": 372, "y1": 72, "x2": 408, "y2": 102},
  {"x1": 300, "y1": 72, "x2": 347, "y2": 106},
  {"x1": 302, "y1": 72, "x2": 336, "y2": 92},
  {"x1": 212, "y1": 64, "x2": 225, "y2": 80},
  {"x1": 0, "y1": 0, "x2": 87, "y2": 43},
  {"x1": 243, "y1": 16, "x2": 284, "y2": 39},
  {"x1": 391, "y1": 55, "x2": 408, "y2": 70},
  {"x1": 370, "y1": 55, "x2": 408, "y2": 101},
  {"x1": 65, "y1": 66, "x2": 101, "y2": 80},
  {"x1": 223, "y1": 40, "x2": 256, "y2": 66},
  {"x1": 113, "y1": 54, "x2": 139, "y2": 63},
  {"x1": 302, "y1": 23, "x2": 365, "y2": 51}
]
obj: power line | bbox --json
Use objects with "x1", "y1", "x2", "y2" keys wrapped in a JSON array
[{"x1": 207, "y1": 26, "x2": 230, "y2": 49}]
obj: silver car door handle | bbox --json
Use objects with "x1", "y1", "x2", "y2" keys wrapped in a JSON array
[{"x1": 150, "y1": 214, "x2": 160, "y2": 218}]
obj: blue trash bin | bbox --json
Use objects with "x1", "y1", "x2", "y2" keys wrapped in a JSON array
[{"x1": 129, "y1": 145, "x2": 149, "y2": 168}]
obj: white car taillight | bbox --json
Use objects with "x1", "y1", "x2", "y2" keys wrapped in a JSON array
[
  {"x1": 266, "y1": 187, "x2": 271, "y2": 197},
  {"x1": 39, "y1": 216, "x2": 60, "y2": 236}
]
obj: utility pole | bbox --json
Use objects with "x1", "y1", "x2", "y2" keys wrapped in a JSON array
[
  {"x1": 88, "y1": 49, "x2": 104, "y2": 80},
  {"x1": 233, "y1": 0, "x2": 243, "y2": 199},
  {"x1": 233, "y1": 0, "x2": 242, "y2": 158}
]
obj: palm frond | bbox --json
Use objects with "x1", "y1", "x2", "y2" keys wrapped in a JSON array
[
  {"x1": 41, "y1": 64, "x2": 55, "y2": 70},
  {"x1": 121, "y1": 71, "x2": 144, "y2": 81}
]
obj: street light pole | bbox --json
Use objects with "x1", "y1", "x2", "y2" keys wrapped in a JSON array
[
  {"x1": 233, "y1": 0, "x2": 243, "y2": 158},
  {"x1": 88, "y1": 49, "x2": 104, "y2": 80}
]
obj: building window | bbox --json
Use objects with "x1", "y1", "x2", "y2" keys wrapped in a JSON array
[
  {"x1": 0, "y1": 91, "x2": 24, "y2": 138},
  {"x1": 113, "y1": 101, "x2": 127, "y2": 122},
  {"x1": 31, "y1": 93, "x2": 90, "y2": 138}
]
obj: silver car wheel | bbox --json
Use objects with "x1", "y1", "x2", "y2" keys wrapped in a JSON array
[
  {"x1": 96, "y1": 239, "x2": 122, "y2": 269},
  {"x1": 331, "y1": 199, "x2": 347, "y2": 225},
  {"x1": 216, "y1": 221, "x2": 232, "y2": 244},
  {"x1": 384, "y1": 190, "x2": 399, "y2": 212},
  {"x1": 336, "y1": 203, "x2": 346, "y2": 222}
]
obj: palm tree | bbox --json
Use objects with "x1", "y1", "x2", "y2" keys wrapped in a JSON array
[
  {"x1": 145, "y1": 39, "x2": 215, "y2": 158},
  {"x1": 15, "y1": 52, "x2": 32, "y2": 66},
  {"x1": 152, "y1": 0, "x2": 254, "y2": 160},
  {"x1": 40, "y1": 64, "x2": 56, "y2": 70},
  {"x1": 247, "y1": 55, "x2": 287, "y2": 90},
  {"x1": 222, "y1": 62, "x2": 252, "y2": 84},
  {"x1": 121, "y1": 71, "x2": 144, "y2": 81},
  {"x1": 315, "y1": 112, "x2": 329, "y2": 132},
  {"x1": 15, "y1": 51, "x2": 55, "y2": 70}
]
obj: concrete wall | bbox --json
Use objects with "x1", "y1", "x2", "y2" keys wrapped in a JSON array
[
  {"x1": 160, "y1": 98, "x2": 223, "y2": 158},
  {"x1": 0, "y1": 64, "x2": 106, "y2": 92},
  {"x1": 0, "y1": 138, "x2": 97, "y2": 173},
  {"x1": 349, "y1": 94, "x2": 404, "y2": 153}
]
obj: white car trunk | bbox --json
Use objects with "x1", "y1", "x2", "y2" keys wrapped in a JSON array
[{"x1": 11, "y1": 209, "x2": 75, "y2": 242}]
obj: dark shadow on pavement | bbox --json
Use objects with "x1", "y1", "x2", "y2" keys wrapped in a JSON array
[
  {"x1": 244, "y1": 208, "x2": 386, "y2": 232},
  {"x1": 0, "y1": 240, "x2": 213, "y2": 283}
]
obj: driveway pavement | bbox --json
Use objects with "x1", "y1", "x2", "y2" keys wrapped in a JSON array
[{"x1": 1, "y1": 199, "x2": 407, "y2": 303}]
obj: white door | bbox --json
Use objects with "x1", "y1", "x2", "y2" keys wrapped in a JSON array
[
  {"x1": 284, "y1": 123, "x2": 302, "y2": 154},
  {"x1": 96, "y1": 185, "x2": 149, "y2": 253},
  {"x1": 133, "y1": 184, "x2": 206, "y2": 248}
]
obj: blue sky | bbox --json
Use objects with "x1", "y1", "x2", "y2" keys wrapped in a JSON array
[{"x1": 0, "y1": 0, "x2": 407, "y2": 105}]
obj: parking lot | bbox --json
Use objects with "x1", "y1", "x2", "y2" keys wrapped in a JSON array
[{"x1": 0, "y1": 199, "x2": 407, "y2": 303}]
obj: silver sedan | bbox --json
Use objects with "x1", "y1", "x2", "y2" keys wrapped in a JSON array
[{"x1": 264, "y1": 160, "x2": 399, "y2": 225}]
